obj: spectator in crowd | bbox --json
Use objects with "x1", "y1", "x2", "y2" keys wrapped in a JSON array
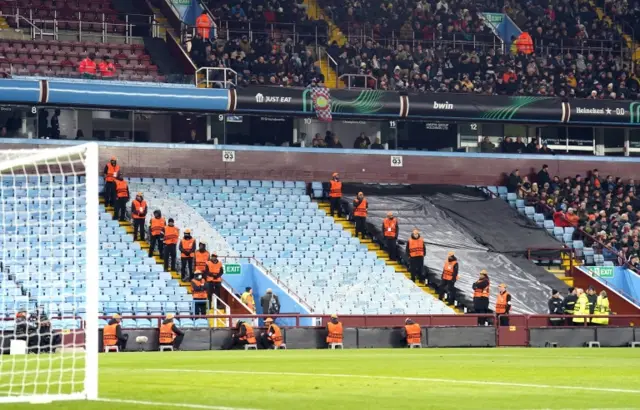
[
  {"x1": 159, "y1": 314, "x2": 184, "y2": 351},
  {"x1": 353, "y1": 132, "x2": 371, "y2": 149},
  {"x1": 537, "y1": 164, "x2": 551, "y2": 187},
  {"x1": 312, "y1": 133, "x2": 326, "y2": 147},
  {"x1": 78, "y1": 53, "x2": 97, "y2": 78},
  {"x1": 0, "y1": 126, "x2": 7, "y2": 138},
  {"x1": 241, "y1": 287, "x2": 256, "y2": 313},
  {"x1": 50, "y1": 109, "x2": 60, "y2": 139},
  {"x1": 370, "y1": 136, "x2": 384, "y2": 149},
  {"x1": 102, "y1": 314, "x2": 128, "y2": 352},
  {"x1": 327, "y1": 134, "x2": 343, "y2": 148},
  {"x1": 548, "y1": 289, "x2": 564, "y2": 326},
  {"x1": 479, "y1": 136, "x2": 495, "y2": 153},
  {"x1": 507, "y1": 169, "x2": 521, "y2": 193},
  {"x1": 260, "y1": 288, "x2": 280, "y2": 317}
]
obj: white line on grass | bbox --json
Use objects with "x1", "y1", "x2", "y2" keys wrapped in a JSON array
[
  {"x1": 96, "y1": 398, "x2": 261, "y2": 410},
  {"x1": 141, "y1": 369, "x2": 640, "y2": 395}
]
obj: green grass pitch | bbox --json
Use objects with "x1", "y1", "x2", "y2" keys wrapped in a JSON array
[{"x1": 1, "y1": 349, "x2": 640, "y2": 409}]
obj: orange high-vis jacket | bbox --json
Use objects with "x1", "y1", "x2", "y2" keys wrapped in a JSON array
[
  {"x1": 442, "y1": 260, "x2": 458, "y2": 281},
  {"x1": 405, "y1": 323, "x2": 421, "y2": 344},
  {"x1": 517, "y1": 32, "x2": 534, "y2": 54},
  {"x1": 195, "y1": 13, "x2": 211, "y2": 39},
  {"x1": 103, "y1": 323, "x2": 118, "y2": 346},
  {"x1": 164, "y1": 226, "x2": 179, "y2": 245},
  {"x1": 131, "y1": 199, "x2": 147, "y2": 219},
  {"x1": 408, "y1": 237, "x2": 425, "y2": 258},
  {"x1": 191, "y1": 279, "x2": 207, "y2": 299},
  {"x1": 268, "y1": 323, "x2": 283, "y2": 347},
  {"x1": 495, "y1": 291, "x2": 510, "y2": 314},
  {"x1": 115, "y1": 179, "x2": 129, "y2": 199},
  {"x1": 353, "y1": 198, "x2": 368, "y2": 217},
  {"x1": 150, "y1": 217, "x2": 165, "y2": 236},
  {"x1": 326, "y1": 321, "x2": 343, "y2": 343},
  {"x1": 104, "y1": 162, "x2": 120, "y2": 182},
  {"x1": 159, "y1": 322, "x2": 175, "y2": 344},
  {"x1": 329, "y1": 180, "x2": 342, "y2": 198},
  {"x1": 180, "y1": 238, "x2": 195, "y2": 258},
  {"x1": 473, "y1": 279, "x2": 490, "y2": 298},
  {"x1": 205, "y1": 260, "x2": 223, "y2": 283},
  {"x1": 195, "y1": 250, "x2": 210, "y2": 272},
  {"x1": 383, "y1": 217, "x2": 397, "y2": 238},
  {"x1": 240, "y1": 323, "x2": 257, "y2": 344}
]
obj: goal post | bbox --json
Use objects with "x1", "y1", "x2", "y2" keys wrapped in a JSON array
[{"x1": 0, "y1": 142, "x2": 99, "y2": 404}]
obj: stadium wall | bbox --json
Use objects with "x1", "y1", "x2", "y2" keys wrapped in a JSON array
[
  {"x1": 87, "y1": 325, "x2": 640, "y2": 350},
  {"x1": 223, "y1": 263, "x2": 314, "y2": 326},
  {"x1": 4, "y1": 140, "x2": 640, "y2": 185}
]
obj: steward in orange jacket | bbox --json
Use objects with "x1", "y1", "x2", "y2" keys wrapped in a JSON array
[
  {"x1": 179, "y1": 229, "x2": 196, "y2": 281},
  {"x1": 102, "y1": 314, "x2": 128, "y2": 351},
  {"x1": 382, "y1": 211, "x2": 399, "y2": 261},
  {"x1": 158, "y1": 314, "x2": 184, "y2": 350},
  {"x1": 406, "y1": 229, "x2": 426, "y2": 283},
  {"x1": 438, "y1": 251, "x2": 459, "y2": 305},
  {"x1": 103, "y1": 156, "x2": 119, "y2": 208},
  {"x1": 113, "y1": 173, "x2": 129, "y2": 222},
  {"x1": 222, "y1": 320, "x2": 256, "y2": 350},
  {"x1": 328, "y1": 172, "x2": 343, "y2": 218},
  {"x1": 148, "y1": 209, "x2": 165, "y2": 258},
  {"x1": 326, "y1": 314, "x2": 344, "y2": 346},
  {"x1": 163, "y1": 218, "x2": 179, "y2": 272},
  {"x1": 196, "y1": 12, "x2": 212, "y2": 39},
  {"x1": 259, "y1": 317, "x2": 284, "y2": 349},
  {"x1": 131, "y1": 192, "x2": 148, "y2": 241},
  {"x1": 402, "y1": 318, "x2": 421, "y2": 347},
  {"x1": 472, "y1": 270, "x2": 490, "y2": 325},
  {"x1": 352, "y1": 191, "x2": 368, "y2": 239}
]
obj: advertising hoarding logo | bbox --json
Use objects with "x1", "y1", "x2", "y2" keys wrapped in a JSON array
[{"x1": 255, "y1": 93, "x2": 264, "y2": 103}]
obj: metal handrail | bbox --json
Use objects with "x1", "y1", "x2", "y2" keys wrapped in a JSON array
[
  {"x1": 194, "y1": 67, "x2": 237, "y2": 88},
  {"x1": 320, "y1": 48, "x2": 339, "y2": 88},
  {"x1": 339, "y1": 74, "x2": 377, "y2": 90},
  {"x1": 14, "y1": 15, "x2": 47, "y2": 40}
]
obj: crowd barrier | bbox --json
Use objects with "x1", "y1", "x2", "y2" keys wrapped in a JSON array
[{"x1": 4, "y1": 314, "x2": 638, "y2": 352}]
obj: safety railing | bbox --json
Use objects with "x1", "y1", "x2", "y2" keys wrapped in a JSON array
[
  {"x1": 339, "y1": 74, "x2": 377, "y2": 90},
  {"x1": 526, "y1": 246, "x2": 575, "y2": 273},
  {"x1": 9, "y1": 8, "x2": 157, "y2": 44},
  {"x1": 319, "y1": 48, "x2": 339, "y2": 88},
  {"x1": 194, "y1": 67, "x2": 237, "y2": 88}
]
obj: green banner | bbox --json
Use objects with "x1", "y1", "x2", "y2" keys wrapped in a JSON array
[
  {"x1": 225, "y1": 264, "x2": 241, "y2": 275},
  {"x1": 586, "y1": 266, "x2": 614, "y2": 278}
]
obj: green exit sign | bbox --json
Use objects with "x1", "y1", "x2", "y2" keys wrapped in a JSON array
[
  {"x1": 225, "y1": 264, "x2": 241, "y2": 275},
  {"x1": 587, "y1": 266, "x2": 614, "y2": 278},
  {"x1": 173, "y1": 0, "x2": 191, "y2": 5}
]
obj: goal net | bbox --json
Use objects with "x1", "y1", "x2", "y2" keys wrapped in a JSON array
[{"x1": 0, "y1": 143, "x2": 99, "y2": 404}]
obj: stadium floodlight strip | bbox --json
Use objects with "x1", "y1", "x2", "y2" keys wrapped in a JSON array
[{"x1": 0, "y1": 142, "x2": 99, "y2": 404}]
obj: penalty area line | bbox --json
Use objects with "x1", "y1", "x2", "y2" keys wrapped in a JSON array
[
  {"x1": 96, "y1": 398, "x2": 261, "y2": 410},
  {"x1": 142, "y1": 369, "x2": 640, "y2": 395}
]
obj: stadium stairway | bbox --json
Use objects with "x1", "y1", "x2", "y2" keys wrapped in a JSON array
[
  {"x1": 316, "y1": 200, "x2": 464, "y2": 314},
  {"x1": 303, "y1": 0, "x2": 346, "y2": 88}
]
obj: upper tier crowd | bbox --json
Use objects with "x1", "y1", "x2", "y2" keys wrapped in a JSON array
[{"x1": 3, "y1": 0, "x2": 640, "y2": 99}]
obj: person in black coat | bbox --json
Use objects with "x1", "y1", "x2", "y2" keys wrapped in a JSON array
[
  {"x1": 548, "y1": 289, "x2": 564, "y2": 326},
  {"x1": 563, "y1": 287, "x2": 577, "y2": 326},
  {"x1": 537, "y1": 164, "x2": 551, "y2": 186}
]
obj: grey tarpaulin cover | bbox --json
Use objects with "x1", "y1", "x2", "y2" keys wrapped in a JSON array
[{"x1": 344, "y1": 185, "x2": 563, "y2": 314}]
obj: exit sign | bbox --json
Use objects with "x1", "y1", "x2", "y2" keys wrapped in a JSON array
[
  {"x1": 225, "y1": 264, "x2": 241, "y2": 274},
  {"x1": 587, "y1": 266, "x2": 614, "y2": 278}
]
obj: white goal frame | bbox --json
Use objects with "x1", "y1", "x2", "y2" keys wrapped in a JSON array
[{"x1": 0, "y1": 142, "x2": 99, "y2": 404}]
